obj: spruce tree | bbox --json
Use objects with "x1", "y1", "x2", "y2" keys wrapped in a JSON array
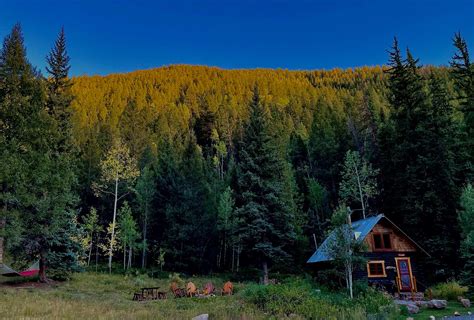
[
  {"x1": 451, "y1": 33, "x2": 474, "y2": 181},
  {"x1": 234, "y1": 85, "x2": 296, "y2": 283},
  {"x1": 46, "y1": 27, "x2": 73, "y2": 131},
  {"x1": 0, "y1": 24, "x2": 79, "y2": 281},
  {"x1": 381, "y1": 39, "x2": 459, "y2": 278}
]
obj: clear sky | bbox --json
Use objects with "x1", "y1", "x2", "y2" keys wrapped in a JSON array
[{"x1": 1, "y1": 0, "x2": 473, "y2": 76}]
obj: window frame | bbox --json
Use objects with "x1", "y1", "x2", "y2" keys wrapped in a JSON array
[
  {"x1": 366, "y1": 260, "x2": 387, "y2": 278},
  {"x1": 372, "y1": 232, "x2": 393, "y2": 251}
]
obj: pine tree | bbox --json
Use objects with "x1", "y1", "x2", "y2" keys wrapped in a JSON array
[
  {"x1": 234, "y1": 85, "x2": 297, "y2": 283},
  {"x1": 451, "y1": 33, "x2": 474, "y2": 181},
  {"x1": 0, "y1": 24, "x2": 79, "y2": 282},
  {"x1": 46, "y1": 27, "x2": 73, "y2": 133},
  {"x1": 381, "y1": 39, "x2": 459, "y2": 278}
]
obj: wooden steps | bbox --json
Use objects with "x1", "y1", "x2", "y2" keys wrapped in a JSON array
[{"x1": 395, "y1": 292, "x2": 425, "y2": 301}]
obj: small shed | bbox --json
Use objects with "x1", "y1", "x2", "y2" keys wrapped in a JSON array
[{"x1": 307, "y1": 214, "x2": 430, "y2": 294}]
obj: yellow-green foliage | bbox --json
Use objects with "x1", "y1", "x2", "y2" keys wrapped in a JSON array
[
  {"x1": 70, "y1": 65, "x2": 389, "y2": 163},
  {"x1": 430, "y1": 281, "x2": 469, "y2": 300}
]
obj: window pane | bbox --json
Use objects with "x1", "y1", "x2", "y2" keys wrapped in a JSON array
[
  {"x1": 373, "y1": 234, "x2": 382, "y2": 249},
  {"x1": 383, "y1": 234, "x2": 392, "y2": 249},
  {"x1": 368, "y1": 262, "x2": 385, "y2": 276}
]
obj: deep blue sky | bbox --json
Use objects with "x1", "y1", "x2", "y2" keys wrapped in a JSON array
[{"x1": 1, "y1": 0, "x2": 473, "y2": 76}]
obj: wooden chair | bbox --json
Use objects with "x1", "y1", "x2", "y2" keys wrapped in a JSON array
[
  {"x1": 186, "y1": 281, "x2": 198, "y2": 297},
  {"x1": 170, "y1": 281, "x2": 186, "y2": 298},
  {"x1": 221, "y1": 281, "x2": 233, "y2": 296},
  {"x1": 202, "y1": 282, "x2": 215, "y2": 296}
]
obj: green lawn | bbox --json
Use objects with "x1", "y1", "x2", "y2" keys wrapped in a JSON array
[
  {"x1": 0, "y1": 272, "x2": 263, "y2": 320},
  {"x1": 5, "y1": 272, "x2": 469, "y2": 320}
]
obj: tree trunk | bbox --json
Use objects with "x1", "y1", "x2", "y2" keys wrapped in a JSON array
[
  {"x1": 262, "y1": 261, "x2": 269, "y2": 285},
  {"x1": 223, "y1": 236, "x2": 227, "y2": 268},
  {"x1": 95, "y1": 234, "x2": 99, "y2": 272},
  {"x1": 141, "y1": 206, "x2": 148, "y2": 269},
  {"x1": 346, "y1": 262, "x2": 353, "y2": 299},
  {"x1": 39, "y1": 252, "x2": 47, "y2": 283},
  {"x1": 108, "y1": 175, "x2": 119, "y2": 273},
  {"x1": 87, "y1": 235, "x2": 93, "y2": 267},
  {"x1": 231, "y1": 245, "x2": 235, "y2": 272},
  {"x1": 128, "y1": 246, "x2": 132, "y2": 269},
  {"x1": 354, "y1": 162, "x2": 366, "y2": 218},
  {"x1": 236, "y1": 243, "x2": 241, "y2": 273},
  {"x1": 123, "y1": 245, "x2": 126, "y2": 270}
]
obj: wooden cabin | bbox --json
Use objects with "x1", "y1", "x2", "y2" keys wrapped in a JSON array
[{"x1": 307, "y1": 214, "x2": 430, "y2": 295}]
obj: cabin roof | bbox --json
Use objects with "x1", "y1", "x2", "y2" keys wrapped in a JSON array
[{"x1": 306, "y1": 214, "x2": 430, "y2": 264}]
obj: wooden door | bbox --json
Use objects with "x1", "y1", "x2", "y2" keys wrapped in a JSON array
[{"x1": 395, "y1": 257, "x2": 414, "y2": 292}]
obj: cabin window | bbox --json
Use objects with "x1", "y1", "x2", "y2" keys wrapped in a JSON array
[
  {"x1": 373, "y1": 233, "x2": 392, "y2": 250},
  {"x1": 367, "y1": 261, "x2": 387, "y2": 277}
]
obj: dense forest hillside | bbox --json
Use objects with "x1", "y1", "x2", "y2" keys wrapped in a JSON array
[
  {"x1": 1, "y1": 24, "x2": 473, "y2": 290},
  {"x1": 70, "y1": 65, "x2": 392, "y2": 270}
]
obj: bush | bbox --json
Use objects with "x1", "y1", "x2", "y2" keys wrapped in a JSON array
[
  {"x1": 430, "y1": 281, "x2": 469, "y2": 300},
  {"x1": 241, "y1": 277, "x2": 395, "y2": 319}
]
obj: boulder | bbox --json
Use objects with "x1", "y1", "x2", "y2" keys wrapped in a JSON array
[
  {"x1": 406, "y1": 303, "x2": 420, "y2": 314},
  {"x1": 428, "y1": 299, "x2": 448, "y2": 309},
  {"x1": 406, "y1": 317, "x2": 414, "y2": 320},
  {"x1": 192, "y1": 314, "x2": 209, "y2": 320},
  {"x1": 454, "y1": 311, "x2": 461, "y2": 316},
  {"x1": 460, "y1": 298, "x2": 471, "y2": 308},
  {"x1": 428, "y1": 316, "x2": 435, "y2": 320}
]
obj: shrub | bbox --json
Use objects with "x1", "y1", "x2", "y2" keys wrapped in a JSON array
[
  {"x1": 168, "y1": 272, "x2": 184, "y2": 286},
  {"x1": 430, "y1": 281, "x2": 469, "y2": 300},
  {"x1": 241, "y1": 277, "x2": 394, "y2": 319}
]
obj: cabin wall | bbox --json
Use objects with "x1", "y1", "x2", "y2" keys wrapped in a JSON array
[
  {"x1": 353, "y1": 252, "x2": 424, "y2": 292},
  {"x1": 364, "y1": 221, "x2": 416, "y2": 252}
]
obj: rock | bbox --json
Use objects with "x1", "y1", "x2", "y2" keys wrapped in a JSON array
[
  {"x1": 192, "y1": 314, "x2": 209, "y2": 320},
  {"x1": 429, "y1": 316, "x2": 435, "y2": 320},
  {"x1": 406, "y1": 303, "x2": 420, "y2": 314},
  {"x1": 428, "y1": 299, "x2": 448, "y2": 309},
  {"x1": 468, "y1": 311, "x2": 472, "y2": 315},
  {"x1": 454, "y1": 311, "x2": 461, "y2": 316},
  {"x1": 406, "y1": 317, "x2": 414, "y2": 320},
  {"x1": 460, "y1": 298, "x2": 471, "y2": 308}
]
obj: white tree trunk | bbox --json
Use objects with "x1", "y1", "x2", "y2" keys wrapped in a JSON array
[
  {"x1": 354, "y1": 162, "x2": 366, "y2": 218},
  {"x1": 108, "y1": 175, "x2": 119, "y2": 273},
  {"x1": 87, "y1": 236, "x2": 93, "y2": 267}
]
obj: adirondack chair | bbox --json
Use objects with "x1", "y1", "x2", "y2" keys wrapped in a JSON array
[
  {"x1": 221, "y1": 281, "x2": 233, "y2": 296},
  {"x1": 186, "y1": 281, "x2": 198, "y2": 297},
  {"x1": 170, "y1": 282, "x2": 186, "y2": 298},
  {"x1": 202, "y1": 282, "x2": 215, "y2": 296}
]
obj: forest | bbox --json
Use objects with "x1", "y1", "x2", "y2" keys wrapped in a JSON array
[{"x1": 0, "y1": 21, "x2": 473, "y2": 307}]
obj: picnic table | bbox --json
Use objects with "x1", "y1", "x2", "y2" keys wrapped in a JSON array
[{"x1": 133, "y1": 287, "x2": 167, "y2": 301}]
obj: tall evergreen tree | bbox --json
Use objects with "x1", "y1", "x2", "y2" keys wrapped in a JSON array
[
  {"x1": 0, "y1": 24, "x2": 79, "y2": 282},
  {"x1": 46, "y1": 27, "x2": 73, "y2": 132},
  {"x1": 380, "y1": 39, "x2": 459, "y2": 278},
  {"x1": 234, "y1": 86, "x2": 297, "y2": 283},
  {"x1": 451, "y1": 33, "x2": 474, "y2": 181}
]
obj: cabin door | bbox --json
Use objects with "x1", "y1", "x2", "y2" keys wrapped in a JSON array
[{"x1": 395, "y1": 257, "x2": 414, "y2": 292}]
